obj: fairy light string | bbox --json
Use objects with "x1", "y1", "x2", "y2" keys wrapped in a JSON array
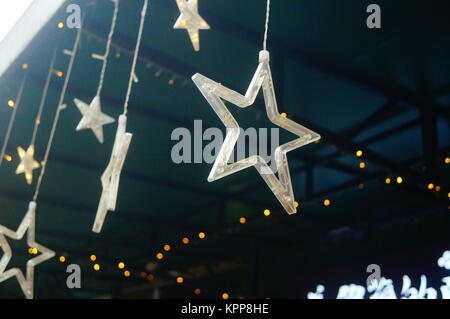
[
  {"x1": 96, "y1": 0, "x2": 119, "y2": 97},
  {"x1": 0, "y1": 74, "x2": 27, "y2": 167},
  {"x1": 33, "y1": 20, "x2": 83, "y2": 202},
  {"x1": 123, "y1": 0, "x2": 148, "y2": 116},
  {"x1": 263, "y1": 0, "x2": 271, "y2": 51}
]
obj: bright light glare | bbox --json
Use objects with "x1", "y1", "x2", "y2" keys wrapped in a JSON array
[{"x1": 0, "y1": 1, "x2": 34, "y2": 43}]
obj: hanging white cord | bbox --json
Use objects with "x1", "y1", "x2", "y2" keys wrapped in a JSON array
[
  {"x1": 30, "y1": 48, "x2": 57, "y2": 146},
  {"x1": 0, "y1": 74, "x2": 27, "y2": 167},
  {"x1": 33, "y1": 21, "x2": 83, "y2": 202},
  {"x1": 96, "y1": 0, "x2": 119, "y2": 97},
  {"x1": 263, "y1": 0, "x2": 271, "y2": 50},
  {"x1": 123, "y1": 0, "x2": 148, "y2": 116}
]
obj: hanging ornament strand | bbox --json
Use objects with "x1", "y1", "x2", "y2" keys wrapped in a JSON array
[
  {"x1": 74, "y1": 1, "x2": 118, "y2": 143},
  {"x1": 92, "y1": 0, "x2": 148, "y2": 233},
  {"x1": 0, "y1": 74, "x2": 27, "y2": 167},
  {"x1": 263, "y1": 0, "x2": 271, "y2": 50},
  {"x1": 33, "y1": 21, "x2": 83, "y2": 202},
  {"x1": 96, "y1": 0, "x2": 119, "y2": 97},
  {"x1": 15, "y1": 49, "x2": 58, "y2": 185}
]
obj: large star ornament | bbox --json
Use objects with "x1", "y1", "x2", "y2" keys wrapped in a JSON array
[
  {"x1": 0, "y1": 201, "x2": 55, "y2": 299},
  {"x1": 92, "y1": 115, "x2": 132, "y2": 233},
  {"x1": 192, "y1": 50, "x2": 321, "y2": 215},
  {"x1": 16, "y1": 144, "x2": 40, "y2": 185},
  {"x1": 74, "y1": 95, "x2": 115, "y2": 143},
  {"x1": 173, "y1": 0, "x2": 210, "y2": 51}
]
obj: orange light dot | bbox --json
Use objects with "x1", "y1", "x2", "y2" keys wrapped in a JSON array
[
  {"x1": 163, "y1": 244, "x2": 171, "y2": 252},
  {"x1": 324, "y1": 199, "x2": 331, "y2": 207},
  {"x1": 28, "y1": 248, "x2": 33, "y2": 254},
  {"x1": 93, "y1": 264, "x2": 100, "y2": 271},
  {"x1": 385, "y1": 178, "x2": 391, "y2": 184},
  {"x1": 156, "y1": 252, "x2": 164, "y2": 260},
  {"x1": 182, "y1": 237, "x2": 190, "y2": 244},
  {"x1": 359, "y1": 162, "x2": 366, "y2": 169},
  {"x1": 281, "y1": 112, "x2": 287, "y2": 118},
  {"x1": 59, "y1": 256, "x2": 66, "y2": 263},
  {"x1": 168, "y1": 79, "x2": 174, "y2": 85},
  {"x1": 239, "y1": 217, "x2": 246, "y2": 224},
  {"x1": 445, "y1": 157, "x2": 450, "y2": 164},
  {"x1": 118, "y1": 262, "x2": 125, "y2": 269},
  {"x1": 428, "y1": 183, "x2": 434, "y2": 190},
  {"x1": 32, "y1": 248, "x2": 38, "y2": 254},
  {"x1": 356, "y1": 150, "x2": 363, "y2": 157},
  {"x1": 294, "y1": 201, "x2": 299, "y2": 208},
  {"x1": 222, "y1": 293, "x2": 229, "y2": 299},
  {"x1": 263, "y1": 209, "x2": 271, "y2": 216},
  {"x1": 7, "y1": 100, "x2": 15, "y2": 107},
  {"x1": 56, "y1": 71, "x2": 63, "y2": 77},
  {"x1": 124, "y1": 270, "x2": 131, "y2": 277},
  {"x1": 435, "y1": 186, "x2": 441, "y2": 192},
  {"x1": 140, "y1": 272, "x2": 147, "y2": 278},
  {"x1": 4, "y1": 155, "x2": 12, "y2": 162},
  {"x1": 22, "y1": 63, "x2": 29, "y2": 69},
  {"x1": 176, "y1": 276, "x2": 184, "y2": 284},
  {"x1": 90, "y1": 254, "x2": 97, "y2": 261},
  {"x1": 198, "y1": 232, "x2": 206, "y2": 239},
  {"x1": 147, "y1": 274, "x2": 154, "y2": 281},
  {"x1": 194, "y1": 288, "x2": 201, "y2": 295}
]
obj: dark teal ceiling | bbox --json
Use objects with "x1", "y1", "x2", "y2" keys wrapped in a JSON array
[{"x1": 0, "y1": 0, "x2": 449, "y2": 298}]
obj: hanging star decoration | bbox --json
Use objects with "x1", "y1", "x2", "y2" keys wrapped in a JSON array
[
  {"x1": 173, "y1": 0, "x2": 210, "y2": 51},
  {"x1": 74, "y1": 96, "x2": 115, "y2": 143},
  {"x1": 192, "y1": 50, "x2": 320, "y2": 214},
  {"x1": 0, "y1": 201, "x2": 55, "y2": 299},
  {"x1": 16, "y1": 145, "x2": 40, "y2": 185},
  {"x1": 93, "y1": 115, "x2": 132, "y2": 233}
]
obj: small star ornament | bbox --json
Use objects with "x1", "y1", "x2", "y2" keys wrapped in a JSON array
[
  {"x1": 174, "y1": 0, "x2": 210, "y2": 51},
  {"x1": 16, "y1": 144, "x2": 40, "y2": 185},
  {"x1": 74, "y1": 95, "x2": 115, "y2": 143},
  {"x1": 93, "y1": 114, "x2": 132, "y2": 233},
  {"x1": 192, "y1": 50, "x2": 320, "y2": 214},
  {"x1": 0, "y1": 201, "x2": 55, "y2": 299}
]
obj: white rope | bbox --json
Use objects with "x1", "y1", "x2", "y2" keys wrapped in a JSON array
[
  {"x1": 263, "y1": 0, "x2": 271, "y2": 50},
  {"x1": 33, "y1": 21, "x2": 83, "y2": 202},
  {"x1": 30, "y1": 48, "x2": 57, "y2": 146},
  {"x1": 96, "y1": 0, "x2": 119, "y2": 97},
  {"x1": 0, "y1": 74, "x2": 27, "y2": 167},
  {"x1": 123, "y1": 0, "x2": 148, "y2": 116}
]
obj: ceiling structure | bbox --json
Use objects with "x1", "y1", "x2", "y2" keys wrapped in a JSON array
[{"x1": 0, "y1": 0, "x2": 449, "y2": 298}]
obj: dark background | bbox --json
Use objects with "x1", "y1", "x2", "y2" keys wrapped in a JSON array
[{"x1": 0, "y1": 0, "x2": 448, "y2": 298}]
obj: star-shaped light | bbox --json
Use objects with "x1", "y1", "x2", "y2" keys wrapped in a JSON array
[
  {"x1": 192, "y1": 50, "x2": 320, "y2": 215},
  {"x1": 173, "y1": 0, "x2": 210, "y2": 51},
  {"x1": 74, "y1": 95, "x2": 115, "y2": 143},
  {"x1": 0, "y1": 201, "x2": 55, "y2": 299},
  {"x1": 16, "y1": 144, "x2": 40, "y2": 185},
  {"x1": 93, "y1": 114, "x2": 132, "y2": 233}
]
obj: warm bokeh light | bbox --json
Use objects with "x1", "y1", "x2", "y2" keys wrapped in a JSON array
[
  {"x1": 445, "y1": 157, "x2": 450, "y2": 164},
  {"x1": 397, "y1": 177, "x2": 403, "y2": 184},
  {"x1": 124, "y1": 270, "x2": 131, "y2": 277},
  {"x1": 182, "y1": 237, "x2": 190, "y2": 244},
  {"x1": 156, "y1": 252, "x2": 164, "y2": 260},
  {"x1": 163, "y1": 244, "x2": 171, "y2": 251},
  {"x1": 198, "y1": 232, "x2": 206, "y2": 239},
  {"x1": 93, "y1": 264, "x2": 100, "y2": 271},
  {"x1": 4, "y1": 155, "x2": 12, "y2": 162},
  {"x1": 168, "y1": 79, "x2": 174, "y2": 85},
  {"x1": 222, "y1": 293, "x2": 229, "y2": 299},
  {"x1": 56, "y1": 71, "x2": 63, "y2": 77},
  {"x1": 281, "y1": 112, "x2": 287, "y2": 118},
  {"x1": 147, "y1": 274, "x2": 154, "y2": 281},
  {"x1": 435, "y1": 185, "x2": 441, "y2": 192},
  {"x1": 176, "y1": 276, "x2": 184, "y2": 284},
  {"x1": 140, "y1": 272, "x2": 147, "y2": 278},
  {"x1": 359, "y1": 162, "x2": 366, "y2": 169},
  {"x1": 32, "y1": 248, "x2": 38, "y2": 254},
  {"x1": 428, "y1": 183, "x2": 434, "y2": 190},
  {"x1": 263, "y1": 209, "x2": 271, "y2": 216},
  {"x1": 356, "y1": 150, "x2": 363, "y2": 157},
  {"x1": 324, "y1": 199, "x2": 331, "y2": 207},
  {"x1": 239, "y1": 217, "x2": 246, "y2": 224},
  {"x1": 118, "y1": 262, "x2": 125, "y2": 269},
  {"x1": 90, "y1": 254, "x2": 97, "y2": 261},
  {"x1": 294, "y1": 201, "x2": 299, "y2": 208},
  {"x1": 59, "y1": 256, "x2": 66, "y2": 263},
  {"x1": 385, "y1": 178, "x2": 391, "y2": 184},
  {"x1": 57, "y1": 22, "x2": 64, "y2": 29},
  {"x1": 22, "y1": 63, "x2": 29, "y2": 69},
  {"x1": 7, "y1": 99, "x2": 14, "y2": 107},
  {"x1": 194, "y1": 288, "x2": 201, "y2": 295}
]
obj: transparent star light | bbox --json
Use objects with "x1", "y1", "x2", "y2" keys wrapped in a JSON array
[
  {"x1": 0, "y1": 201, "x2": 55, "y2": 299},
  {"x1": 93, "y1": 115, "x2": 132, "y2": 233},
  {"x1": 192, "y1": 50, "x2": 320, "y2": 215},
  {"x1": 16, "y1": 144, "x2": 40, "y2": 185},
  {"x1": 174, "y1": 0, "x2": 210, "y2": 51}
]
